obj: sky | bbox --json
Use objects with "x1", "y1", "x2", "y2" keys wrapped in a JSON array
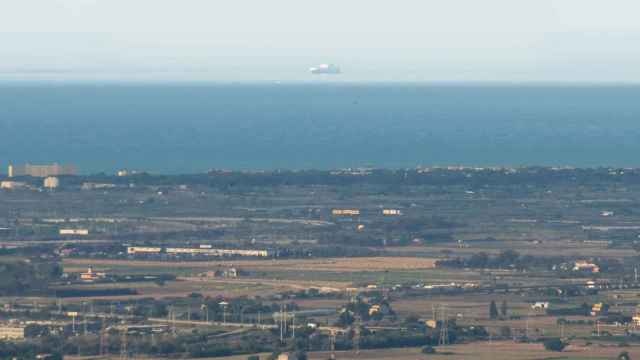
[{"x1": 2, "y1": 0, "x2": 640, "y2": 82}]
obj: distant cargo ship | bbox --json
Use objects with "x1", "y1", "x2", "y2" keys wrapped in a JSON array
[{"x1": 310, "y1": 64, "x2": 341, "y2": 75}]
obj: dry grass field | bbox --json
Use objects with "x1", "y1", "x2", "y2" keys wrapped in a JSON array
[
  {"x1": 162, "y1": 342, "x2": 640, "y2": 360},
  {"x1": 393, "y1": 240, "x2": 633, "y2": 259},
  {"x1": 63, "y1": 257, "x2": 437, "y2": 273}
]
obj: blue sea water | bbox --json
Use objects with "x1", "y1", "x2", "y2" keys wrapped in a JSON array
[{"x1": 0, "y1": 82, "x2": 639, "y2": 174}]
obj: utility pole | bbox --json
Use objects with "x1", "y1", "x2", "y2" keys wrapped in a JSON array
[
  {"x1": 353, "y1": 316, "x2": 361, "y2": 355},
  {"x1": 279, "y1": 304, "x2": 284, "y2": 344},
  {"x1": 168, "y1": 306, "x2": 176, "y2": 335},
  {"x1": 120, "y1": 326, "x2": 128, "y2": 360},
  {"x1": 291, "y1": 313, "x2": 296, "y2": 339},
  {"x1": 432, "y1": 304, "x2": 436, "y2": 322},
  {"x1": 172, "y1": 307, "x2": 177, "y2": 334},
  {"x1": 99, "y1": 321, "x2": 108, "y2": 356},
  {"x1": 439, "y1": 305, "x2": 448, "y2": 346},
  {"x1": 329, "y1": 329, "x2": 337, "y2": 360},
  {"x1": 526, "y1": 309, "x2": 532, "y2": 339},
  {"x1": 284, "y1": 305, "x2": 288, "y2": 338}
]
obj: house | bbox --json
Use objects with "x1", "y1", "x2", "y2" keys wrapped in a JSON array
[
  {"x1": 80, "y1": 267, "x2": 106, "y2": 282},
  {"x1": 531, "y1": 302, "x2": 550, "y2": 310},
  {"x1": 574, "y1": 261, "x2": 600, "y2": 273},
  {"x1": 0, "y1": 181, "x2": 28, "y2": 190},
  {"x1": 200, "y1": 268, "x2": 239, "y2": 279},
  {"x1": 591, "y1": 303, "x2": 609, "y2": 317},
  {"x1": 218, "y1": 268, "x2": 238, "y2": 278},
  {"x1": 368, "y1": 302, "x2": 393, "y2": 317}
]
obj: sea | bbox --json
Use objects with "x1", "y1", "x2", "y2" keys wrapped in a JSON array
[{"x1": 1, "y1": 82, "x2": 639, "y2": 174}]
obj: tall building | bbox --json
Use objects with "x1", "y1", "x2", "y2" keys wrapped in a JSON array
[{"x1": 8, "y1": 163, "x2": 76, "y2": 178}]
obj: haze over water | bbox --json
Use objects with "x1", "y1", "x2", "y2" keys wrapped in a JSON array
[{"x1": 1, "y1": 83, "x2": 639, "y2": 174}]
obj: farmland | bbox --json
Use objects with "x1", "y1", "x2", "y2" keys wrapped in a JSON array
[{"x1": 4, "y1": 168, "x2": 640, "y2": 359}]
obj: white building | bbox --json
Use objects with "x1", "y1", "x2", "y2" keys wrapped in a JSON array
[
  {"x1": 59, "y1": 229, "x2": 89, "y2": 236},
  {"x1": 0, "y1": 181, "x2": 27, "y2": 190},
  {"x1": 43, "y1": 177, "x2": 59, "y2": 189}
]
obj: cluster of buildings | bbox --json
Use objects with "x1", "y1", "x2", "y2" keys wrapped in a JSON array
[
  {"x1": 59, "y1": 229, "x2": 89, "y2": 236},
  {"x1": 0, "y1": 324, "x2": 25, "y2": 340},
  {"x1": 8, "y1": 163, "x2": 76, "y2": 178},
  {"x1": 573, "y1": 260, "x2": 601, "y2": 273},
  {"x1": 1, "y1": 176, "x2": 60, "y2": 190},
  {"x1": 332, "y1": 209, "x2": 361, "y2": 216},
  {"x1": 199, "y1": 268, "x2": 240, "y2": 279},
  {"x1": 331, "y1": 208, "x2": 403, "y2": 216},
  {"x1": 127, "y1": 246, "x2": 272, "y2": 257},
  {"x1": 79, "y1": 267, "x2": 107, "y2": 282},
  {"x1": 1, "y1": 163, "x2": 76, "y2": 191},
  {"x1": 553, "y1": 260, "x2": 601, "y2": 274},
  {"x1": 81, "y1": 182, "x2": 117, "y2": 190}
]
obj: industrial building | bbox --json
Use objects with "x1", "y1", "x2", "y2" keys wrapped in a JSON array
[
  {"x1": 127, "y1": 246, "x2": 271, "y2": 257},
  {"x1": 332, "y1": 209, "x2": 360, "y2": 216},
  {"x1": 166, "y1": 247, "x2": 271, "y2": 257},
  {"x1": 59, "y1": 229, "x2": 89, "y2": 236},
  {"x1": 126, "y1": 247, "x2": 163, "y2": 254},
  {"x1": 8, "y1": 163, "x2": 76, "y2": 178},
  {"x1": 81, "y1": 182, "x2": 116, "y2": 190}
]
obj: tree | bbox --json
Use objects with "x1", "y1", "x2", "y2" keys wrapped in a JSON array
[
  {"x1": 489, "y1": 301, "x2": 499, "y2": 320},
  {"x1": 150, "y1": 302, "x2": 168, "y2": 317},
  {"x1": 501, "y1": 300, "x2": 508, "y2": 317},
  {"x1": 543, "y1": 338, "x2": 566, "y2": 352},
  {"x1": 499, "y1": 326, "x2": 511, "y2": 338}
]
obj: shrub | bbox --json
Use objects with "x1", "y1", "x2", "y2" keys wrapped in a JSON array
[
  {"x1": 421, "y1": 345, "x2": 436, "y2": 354},
  {"x1": 617, "y1": 351, "x2": 631, "y2": 360},
  {"x1": 543, "y1": 338, "x2": 566, "y2": 352}
]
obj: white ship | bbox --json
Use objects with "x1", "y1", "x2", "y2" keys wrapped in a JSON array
[{"x1": 309, "y1": 64, "x2": 341, "y2": 75}]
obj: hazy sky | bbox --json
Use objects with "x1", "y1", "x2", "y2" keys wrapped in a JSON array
[{"x1": 2, "y1": 0, "x2": 640, "y2": 82}]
